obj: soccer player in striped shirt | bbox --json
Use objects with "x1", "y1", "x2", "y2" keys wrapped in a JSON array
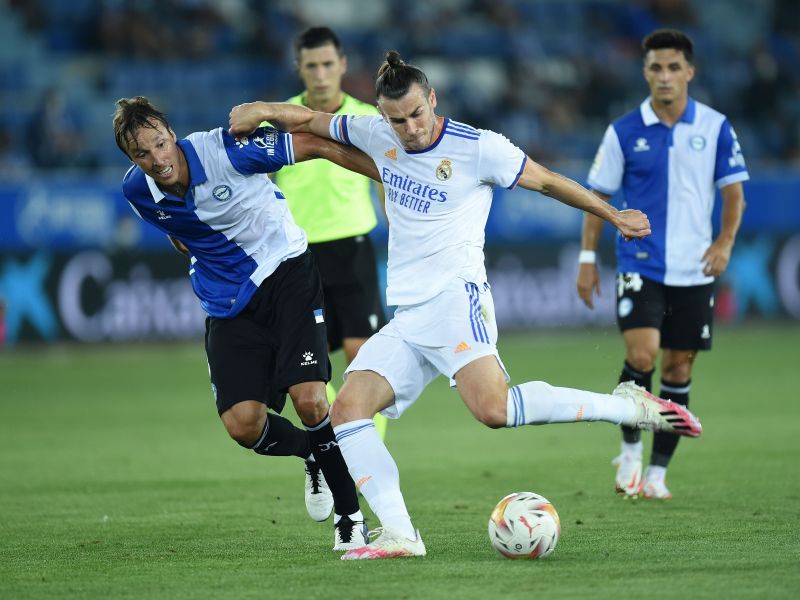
[
  {"x1": 229, "y1": 51, "x2": 702, "y2": 560},
  {"x1": 114, "y1": 96, "x2": 379, "y2": 550},
  {"x1": 577, "y1": 29, "x2": 748, "y2": 500}
]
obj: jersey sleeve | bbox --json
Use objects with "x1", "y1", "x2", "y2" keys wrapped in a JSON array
[
  {"x1": 329, "y1": 114, "x2": 375, "y2": 153},
  {"x1": 714, "y1": 119, "x2": 750, "y2": 189},
  {"x1": 587, "y1": 125, "x2": 624, "y2": 195},
  {"x1": 477, "y1": 130, "x2": 526, "y2": 189},
  {"x1": 222, "y1": 126, "x2": 296, "y2": 175}
]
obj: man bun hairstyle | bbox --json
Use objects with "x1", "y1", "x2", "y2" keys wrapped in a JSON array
[
  {"x1": 642, "y1": 28, "x2": 694, "y2": 64},
  {"x1": 375, "y1": 51, "x2": 431, "y2": 100},
  {"x1": 113, "y1": 96, "x2": 171, "y2": 156}
]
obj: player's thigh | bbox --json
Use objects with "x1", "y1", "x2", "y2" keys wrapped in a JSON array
[
  {"x1": 661, "y1": 283, "x2": 714, "y2": 351},
  {"x1": 205, "y1": 313, "x2": 278, "y2": 415},
  {"x1": 345, "y1": 324, "x2": 439, "y2": 420},
  {"x1": 263, "y1": 252, "x2": 332, "y2": 392}
]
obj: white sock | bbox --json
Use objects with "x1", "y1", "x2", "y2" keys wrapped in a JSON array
[
  {"x1": 334, "y1": 510, "x2": 364, "y2": 524},
  {"x1": 334, "y1": 419, "x2": 416, "y2": 539},
  {"x1": 645, "y1": 465, "x2": 667, "y2": 482},
  {"x1": 621, "y1": 440, "x2": 643, "y2": 457},
  {"x1": 506, "y1": 381, "x2": 636, "y2": 427}
]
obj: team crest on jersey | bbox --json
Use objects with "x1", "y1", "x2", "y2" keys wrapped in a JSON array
[
  {"x1": 435, "y1": 159, "x2": 453, "y2": 181},
  {"x1": 212, "y1": 185, "x2": 232, "y2": 202},
  {"x1": 689, "y1": 135, "x2": 706, "y2": 151}
]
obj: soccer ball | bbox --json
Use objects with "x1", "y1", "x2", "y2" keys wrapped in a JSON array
[{"x1": 488, "y1": 492, "x2": 561, "y2": 559}]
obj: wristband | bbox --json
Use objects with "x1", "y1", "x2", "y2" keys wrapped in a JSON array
[{"x1": 578, "y1": 250, "x2": 597, "y2": 264}]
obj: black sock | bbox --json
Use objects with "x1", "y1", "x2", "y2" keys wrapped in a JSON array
[
  {"x1": 250, "y1": 412, "x2": 311, "y2": 458},
  {"x1": 651, "y1": 379, "x2": 690, "y2": 467},
  {"x1": 306, "y1": 413, "x2": 360, "y2": 517},
  {"x1": 619, "y1": 361, "x2": 654, "y2": 444}
]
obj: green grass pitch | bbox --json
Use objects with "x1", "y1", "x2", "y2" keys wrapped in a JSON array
[{"x1": 1, "y1": 324, "x2": 799, "y2": 599}]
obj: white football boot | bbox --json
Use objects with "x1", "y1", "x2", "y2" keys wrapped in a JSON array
[
  {"x1": 611, "y1": 441, "x2": 643, "y2": 498},
  {"x1": 642, "y1": 466, "x2": 673, "y2": 499},
  {"x1": 341, "y1": 527, "x2": 426, "y2": 560},
  {"x1": 614, "y1": 381, "x2": 702, "y2": 437},
  {"x1": 304, "y1": 460, "x2": 333, "y2": 522},
  {"x1": 333, "y1": 514, "x2": 369, "y2": 551}
]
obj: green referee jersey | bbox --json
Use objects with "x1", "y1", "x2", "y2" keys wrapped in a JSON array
[{"x1": 273, "y1": 92, "x2": 380, "y2": 243}]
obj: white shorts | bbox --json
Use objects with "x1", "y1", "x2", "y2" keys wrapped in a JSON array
[{"x1": 345, "y1": 278, "x2": 509, "y2": 419}]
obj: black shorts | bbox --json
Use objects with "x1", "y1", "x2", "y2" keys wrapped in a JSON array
[
  {"x1": 308, "y1": 235, "x2": 386, "y2": 352},
  {"x1": 205, "y1": 250, "x2": 331, "y2": 415},
  {"x1": 616, "y1": 273, "x2": 714, "y2": 351}
]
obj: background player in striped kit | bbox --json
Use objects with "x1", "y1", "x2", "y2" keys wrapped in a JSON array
[
  {"x1": 113, "y1": 96, "x2": 378, "y2": 550},
  {"x1": 228, "y1": 51, "x2": 702, "y2": 560},
  {"x1": 577, "y1": 29, "x2": 748, "y2": 499},
  {"x1": 272, "y1": 27, "x2": 389, "y2": 441}
]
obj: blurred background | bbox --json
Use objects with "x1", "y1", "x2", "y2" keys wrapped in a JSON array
[{"x1": 1, "y1": 0, "x2": 799, "y2": 347}]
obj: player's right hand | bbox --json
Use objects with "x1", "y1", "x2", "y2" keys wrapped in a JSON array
[
  {"x1": 576, "y1": 263, "x2": 600, "y2": 309},
  {"x1": 615, "y1": 209, "x2": 650, "y2": 240},
  {"x1": 229, "y1": 102, "x2": 266, "y2": 137}
]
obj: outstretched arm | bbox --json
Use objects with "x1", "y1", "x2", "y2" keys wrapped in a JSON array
[
  {"x1": 292, "y1": 132, "x2": 379, "y2": 182},
  {"x1": 229, "y1": 102, "x2": 334, "y2": 139},
  {"x1": 517, "y1": 158, "x2": 650, "y2": 240}
]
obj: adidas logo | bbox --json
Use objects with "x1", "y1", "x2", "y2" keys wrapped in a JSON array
[
  {"x1": 385, "y1": 148, "x2": 397, "y2": 160},
  {"x1": 455, "y1": 341, "x2": 471, "y2": 353}
]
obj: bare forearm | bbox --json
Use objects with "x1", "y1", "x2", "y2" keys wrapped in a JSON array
[
  {"x1": 537, "y1": 167, "x2": 619, "y2": 227},
  {"x1": 581, "y1": 208, "x2": 607, "y2": 251},
  {"x1": 718, "y1": 184, "x2": 746, "y2": 245},
  {"x1": 230, "y1": 101, "x2": 325, "y2": 137},
  {"x1": 308, "y1": 135, "x2": 379, "y2": 182}
]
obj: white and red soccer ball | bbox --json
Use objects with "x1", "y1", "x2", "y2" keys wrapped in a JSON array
[{"x1": 488, "y1": 491, "x2": 561, "y2": 559}]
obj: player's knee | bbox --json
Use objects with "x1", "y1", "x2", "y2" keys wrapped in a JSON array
[
  {"x1": 223, "y1": 415, "x2": 261, "y2": 447},
  {"x1": 292, "y1": 390, "x2": 329, "y2": 425},
  {"x1": 471, "y1": 394, "x2": 507, "y2": 429},
  {"x1": 627, "y1": 349, "x2": 656, "y2": 373}
]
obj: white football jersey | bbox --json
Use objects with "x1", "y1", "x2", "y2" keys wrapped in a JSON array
[{"x1": 330, "y1": 115, "x2": 526, "y2": 305}]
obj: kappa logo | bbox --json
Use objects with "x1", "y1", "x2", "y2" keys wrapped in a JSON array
[
  {"x1": 385, "y1": 147, "x2": 397, "y2": 160},
  {"x1": 318, "y1": 441, "x2": 338, "y2": 452},
  {"x1": 455, "y1": 341, "x2": 471, "y2": 354},
  {"x1": 436, "y1": 159, "x2": 453, "y2": 181},
  {"x1": 156, "y1": 209, "x2": 171, "y2": 220},
  {"x1": 633, "y1": 137, "x2": 650, "y2": 152},
  {"x1": 234, "y1": 137, "x2": 249, "y2": 148},
  {"x1": 300, "y1": 351, "x2": 317, "y2": 366},
  {"x1": 701, "y1": 324, "x2": 711, "y2": 339},
  {"x1": 617, "y1": 272, "x2": 644, "y2": 295}
]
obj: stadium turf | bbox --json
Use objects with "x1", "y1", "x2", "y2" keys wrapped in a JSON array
[{"x1": 1, "y1": 324, "x2": 798, "y2": 599}]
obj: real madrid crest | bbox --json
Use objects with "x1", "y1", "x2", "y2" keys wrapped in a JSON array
[{"x1": 435, "y1": 159, "x2": 452, "y2": 181}]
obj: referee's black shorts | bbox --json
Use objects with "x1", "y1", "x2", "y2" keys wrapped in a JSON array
[
  {"x1": 205, "y1": 250, "x2": 331, "y2": 415},
  {"x1": 308, "y1": 235, "x2": 386, "y2": 352}
]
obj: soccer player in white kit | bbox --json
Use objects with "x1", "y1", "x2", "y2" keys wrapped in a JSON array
[{"x1": 229, "y1": 51, "x2": 703, "y2": 560}]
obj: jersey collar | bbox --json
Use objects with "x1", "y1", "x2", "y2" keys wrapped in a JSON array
[
  {"x1": 146, "y1": 138, "x2": 208, "y2": 203},
  {"x1": 640, "y1": 96, "x2": 696, "y2": 127}
]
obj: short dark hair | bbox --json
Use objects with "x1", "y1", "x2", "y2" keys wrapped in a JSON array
[
  {"x1": 642, "y1": 28, "x2": 694, "y2": 64},
  {"x1": 375, "y1": 51, "x2": 431, "y2": 100},
  {"x1": 113, "y1": 96, "x2": 171, "y2": 156},
  {"x1": 294, "y1": 26, "x2": 342, "y2": 57}
]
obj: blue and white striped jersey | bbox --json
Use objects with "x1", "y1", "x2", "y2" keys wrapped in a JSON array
[
  {"x1": 588, "y1": 97, "x2": 749, "y2": 286},
  {"x1": 329, "y1": 115, "x2": 526, "y2": 306},
  {"x1": 122, "y1": 126, "x2": 305, "y2": 318}
]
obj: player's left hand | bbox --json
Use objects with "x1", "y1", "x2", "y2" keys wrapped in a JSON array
[
  {"x1": 229, "y1": 102, "x2": 266, "y2": 137},
  {"x1": 615, "y1": 209, "x2": 651, "y2": 241},
  {"x1": 702, "y1": 238, "x2": 733, "y2": 277}
]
